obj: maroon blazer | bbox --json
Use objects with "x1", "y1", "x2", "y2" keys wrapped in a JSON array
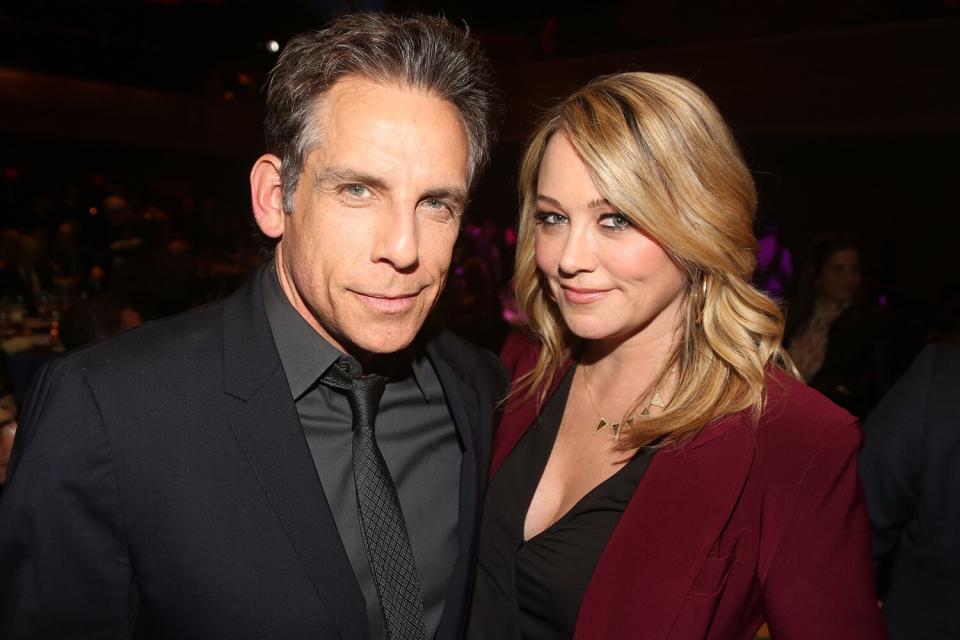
[{"x1": 492, "y1": 339, "x2": 886, "y2": 640}]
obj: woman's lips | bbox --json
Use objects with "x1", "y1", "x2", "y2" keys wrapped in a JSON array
[{"x1": 561, "y1": 287, "x2": 611, "y2": 304}]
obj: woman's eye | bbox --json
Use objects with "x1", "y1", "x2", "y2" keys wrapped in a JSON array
[
  {"x1": 534, "y1": 211, "x2": 567, "y2": 226},
  {"x1": 598, "y1": 212, "x2": 633, "y2": 231}
]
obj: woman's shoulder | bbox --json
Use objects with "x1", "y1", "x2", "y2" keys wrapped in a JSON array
[
  {"x1": 499, "y1": 330, "x2": 544, "y2": 378},
  {"x1": 755, "y1": 367, "x2": 863, "y2": 462}
]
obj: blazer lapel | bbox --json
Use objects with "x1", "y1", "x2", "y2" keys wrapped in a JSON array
[
  {"x1": 574, "y1": 414, "x2": 756, "y2": 640},
  {"x1": 221, "y1": 273, "x2": 367, "y2": 640},
  {"x1": 426, "y1": 336, "x2": 482, "y2": 640},
  {"x1": 491, "y1": 360, "x2": 572, "y2": 478}
]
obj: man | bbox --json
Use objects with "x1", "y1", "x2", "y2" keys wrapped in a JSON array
[
  {"x1": 860, "y1": 341, "x2": 960, "y2": 639},
  {"x1": 0, "y1": 13, "x2": 506, "y2": 639}
]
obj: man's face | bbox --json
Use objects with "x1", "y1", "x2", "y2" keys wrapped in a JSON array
[{"x1": 274, "y1": 77, "x2": 470, "y2": 358}]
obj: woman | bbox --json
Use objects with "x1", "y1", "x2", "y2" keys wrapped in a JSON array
[
  {"x1": 786, "y1": 234, "x2": 889, "y2": 418},
  {"x1": 467, "y1": 73, "x2": 884, "y2": 639}
]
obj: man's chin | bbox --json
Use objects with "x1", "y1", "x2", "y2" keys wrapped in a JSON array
[{"x1": 344, "y1": 322, "x2": 423, "y2": 357}]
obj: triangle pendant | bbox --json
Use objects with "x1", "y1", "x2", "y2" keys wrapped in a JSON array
[{"x1": 650, "y1": 391, "x2": 666, "y2": 408}]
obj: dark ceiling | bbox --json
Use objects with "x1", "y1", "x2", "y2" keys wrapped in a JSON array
[{"x1": 1, "y1": 0, "x2": 955, "y2": 98}]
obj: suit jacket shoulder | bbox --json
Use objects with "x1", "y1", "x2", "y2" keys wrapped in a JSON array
[
  {"x1": 428, "y1": 329, "x2": 508, "y2": 393},
  {"x1": 66, "y1": 300, "x2": 227, "y2": 385}
]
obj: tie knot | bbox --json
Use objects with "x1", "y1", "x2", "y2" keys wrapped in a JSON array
[{"x1": 321, "y1": 358, "x2": 387, "y2": 430}]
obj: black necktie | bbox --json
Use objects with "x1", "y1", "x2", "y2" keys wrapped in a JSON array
[{"x1": 321, "y1": 359, "x2": 427, "y2": 640}]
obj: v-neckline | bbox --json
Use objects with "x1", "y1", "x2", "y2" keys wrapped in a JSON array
[
  {"x1": 521, "y1": 447, "x2": 645, "y2": 544},
  {"x1": 520, "y1": 365, "x2": 652, "y2": 544}
]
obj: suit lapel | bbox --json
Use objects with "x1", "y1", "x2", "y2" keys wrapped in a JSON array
[
  {"x1": 574, "y1": 415, "x2": 756, "y2": 640},
  {"x1": 426, "y1": 336, "x2": 482, "y2": 640},
  {"x1": 221, "y1": 273, "x2": 367, "y2": 640}
]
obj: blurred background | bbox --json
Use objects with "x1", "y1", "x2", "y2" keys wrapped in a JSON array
[{"x1": 1, "y1": 0, "x2": 958, "y2": 420}]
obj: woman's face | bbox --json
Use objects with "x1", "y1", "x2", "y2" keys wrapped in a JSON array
[
  {"x1": 818, "y1": 247, "x2": 861, "y2": 303},
  {"x1": 533, "y1": 133, "x2": 687, "y2": 347}
]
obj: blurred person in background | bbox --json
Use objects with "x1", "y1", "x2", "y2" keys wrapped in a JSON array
[
  {"x1": 860, "y1": 342, "x2": 960, "y2": 639},
  {"x1": 0, "y1": 229, "x2": 46, "y2": 313},
  {"x1": 58, "y1": 296, "x2": 142, "y2": 352},
  {"x1": 786, "y1": 234, "x2": 890, "y2": 418},
  {"x1": 0, "y1": 354, "x2": 16, "y2": 491}
]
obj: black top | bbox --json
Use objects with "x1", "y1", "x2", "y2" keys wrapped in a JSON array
[
  {"x1": 467, "y1": 367, "x2": 656, "y2": 639},
  {"x1": 261, "y1": 262, "x2": 461, "y2": 640}
]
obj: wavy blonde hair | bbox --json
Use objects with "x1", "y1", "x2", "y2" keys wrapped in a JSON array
[{"x1": 512, "y1": 71, "x2": 798, "y2": 448}]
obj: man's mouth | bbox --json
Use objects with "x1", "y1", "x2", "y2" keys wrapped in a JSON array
[{"x1": 352, "y1": 290, "x2": 422, "y2": 314}]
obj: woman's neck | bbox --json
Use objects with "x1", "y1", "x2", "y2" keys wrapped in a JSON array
[{"x1": 579, "y1": 320, "x2": 679, "y2": 391}]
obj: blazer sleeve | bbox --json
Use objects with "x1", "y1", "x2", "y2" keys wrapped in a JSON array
[
  {"x1": 859, "y1": 345, "x2": 932, "y2": 562},
  {"x1": 761, "y1": 418, "x2": 886, "y2": 639},
  {"x1": 0, "y1": 358, "x2": 137, "y2": 638}
]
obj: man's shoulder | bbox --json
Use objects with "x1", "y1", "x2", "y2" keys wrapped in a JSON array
[
  {"x1": 923, "y1": 341, "x2": 960, "y2": 385},
  {"x1": 65, "y1": 299, "x2": 226, "y2": 383},
  {"x1": 428, "y1": 328, "x2": 491, "y2": 357},
  {"x1": 426, "y1": 329, "x2": 506, "y2": 388}
]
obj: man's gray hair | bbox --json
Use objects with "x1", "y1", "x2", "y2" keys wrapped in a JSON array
[{"x1": 265, "y1": 12, "x2": 499, "y2": 214}]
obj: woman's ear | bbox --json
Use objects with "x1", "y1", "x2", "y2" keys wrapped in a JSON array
[{"x1": 250, "y1": 154, "x2": 285, "y2": 239}]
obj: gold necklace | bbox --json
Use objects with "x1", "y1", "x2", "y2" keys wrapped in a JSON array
[{"x1": 581, "y1": 364, "x2": 667, "y2": 440}]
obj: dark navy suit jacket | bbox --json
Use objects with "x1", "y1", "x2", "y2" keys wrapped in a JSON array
[{"x1": 0, "y1": 269, "x2": 507, "y2": 639}]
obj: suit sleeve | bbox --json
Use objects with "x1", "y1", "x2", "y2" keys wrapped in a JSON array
[
  {"x1": 859, "y1": 346, "x2": 933, "y2": 563},
  {"x1": 0, "y1": 358, "x2": 137, "y2": 638},
  {"x1": 762, "y1": 419, "x2": 886, "y2": 639}
]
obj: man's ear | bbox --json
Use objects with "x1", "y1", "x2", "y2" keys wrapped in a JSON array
[{"x1": 250, "y1": 154, "x2": 286, "y2": 239}]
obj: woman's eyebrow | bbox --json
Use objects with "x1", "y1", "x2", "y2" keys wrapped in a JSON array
[
  {"x1": 536, "y1": 194, "x2": 563, "y2": 209},
  {"x1": 536, "y1": 194, "x2": 613, "y2": 210},
  {"x1": 586, "y1": 197, "x2": 613, "y2": 209}
]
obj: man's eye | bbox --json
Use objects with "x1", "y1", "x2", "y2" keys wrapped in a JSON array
[
  {"x1": 419, "y1": 198, "x2": 459, "y2": 221},
  {"x1": 598, "y1": 212, "x2": 633, "y2": 231},
  {"x1": 534, "y1": 211, "x2": 567, "y2": 226},
  {"x1": 342, "y1": 184, "x2": 370, "y2": 199}
]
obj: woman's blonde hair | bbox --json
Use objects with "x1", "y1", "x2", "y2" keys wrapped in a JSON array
[{"x1": 512, "y1": 71, "x2": 798, "y2": 448}]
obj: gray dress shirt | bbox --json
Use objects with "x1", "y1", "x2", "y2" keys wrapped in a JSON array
[{"x1": 261, "y1": 263, "x2": 461, "y2": 640}]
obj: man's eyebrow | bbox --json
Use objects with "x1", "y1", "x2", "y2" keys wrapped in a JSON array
[{"x1": 314, "y1": 167, "x2": 389, "y2": 192}]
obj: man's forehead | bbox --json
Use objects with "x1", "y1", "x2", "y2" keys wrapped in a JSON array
[
  {"x1": 303, "y1": 77, "x2": 470, "y2": 187},
  {"x1": 325, "y1": 74, "x2": 443, "y2": 103},
  {"x1": 315, "y1": 76, "x2": 467, "y2": 146}
]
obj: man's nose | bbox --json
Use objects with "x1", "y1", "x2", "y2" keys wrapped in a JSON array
[{"x1": 372, "y1": 207, "x2": 419, "y2": 272}]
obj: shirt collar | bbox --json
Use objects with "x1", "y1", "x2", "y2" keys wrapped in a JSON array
[{"x1": 261, "y1": 260, "x2": 430, "y2": 402}]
